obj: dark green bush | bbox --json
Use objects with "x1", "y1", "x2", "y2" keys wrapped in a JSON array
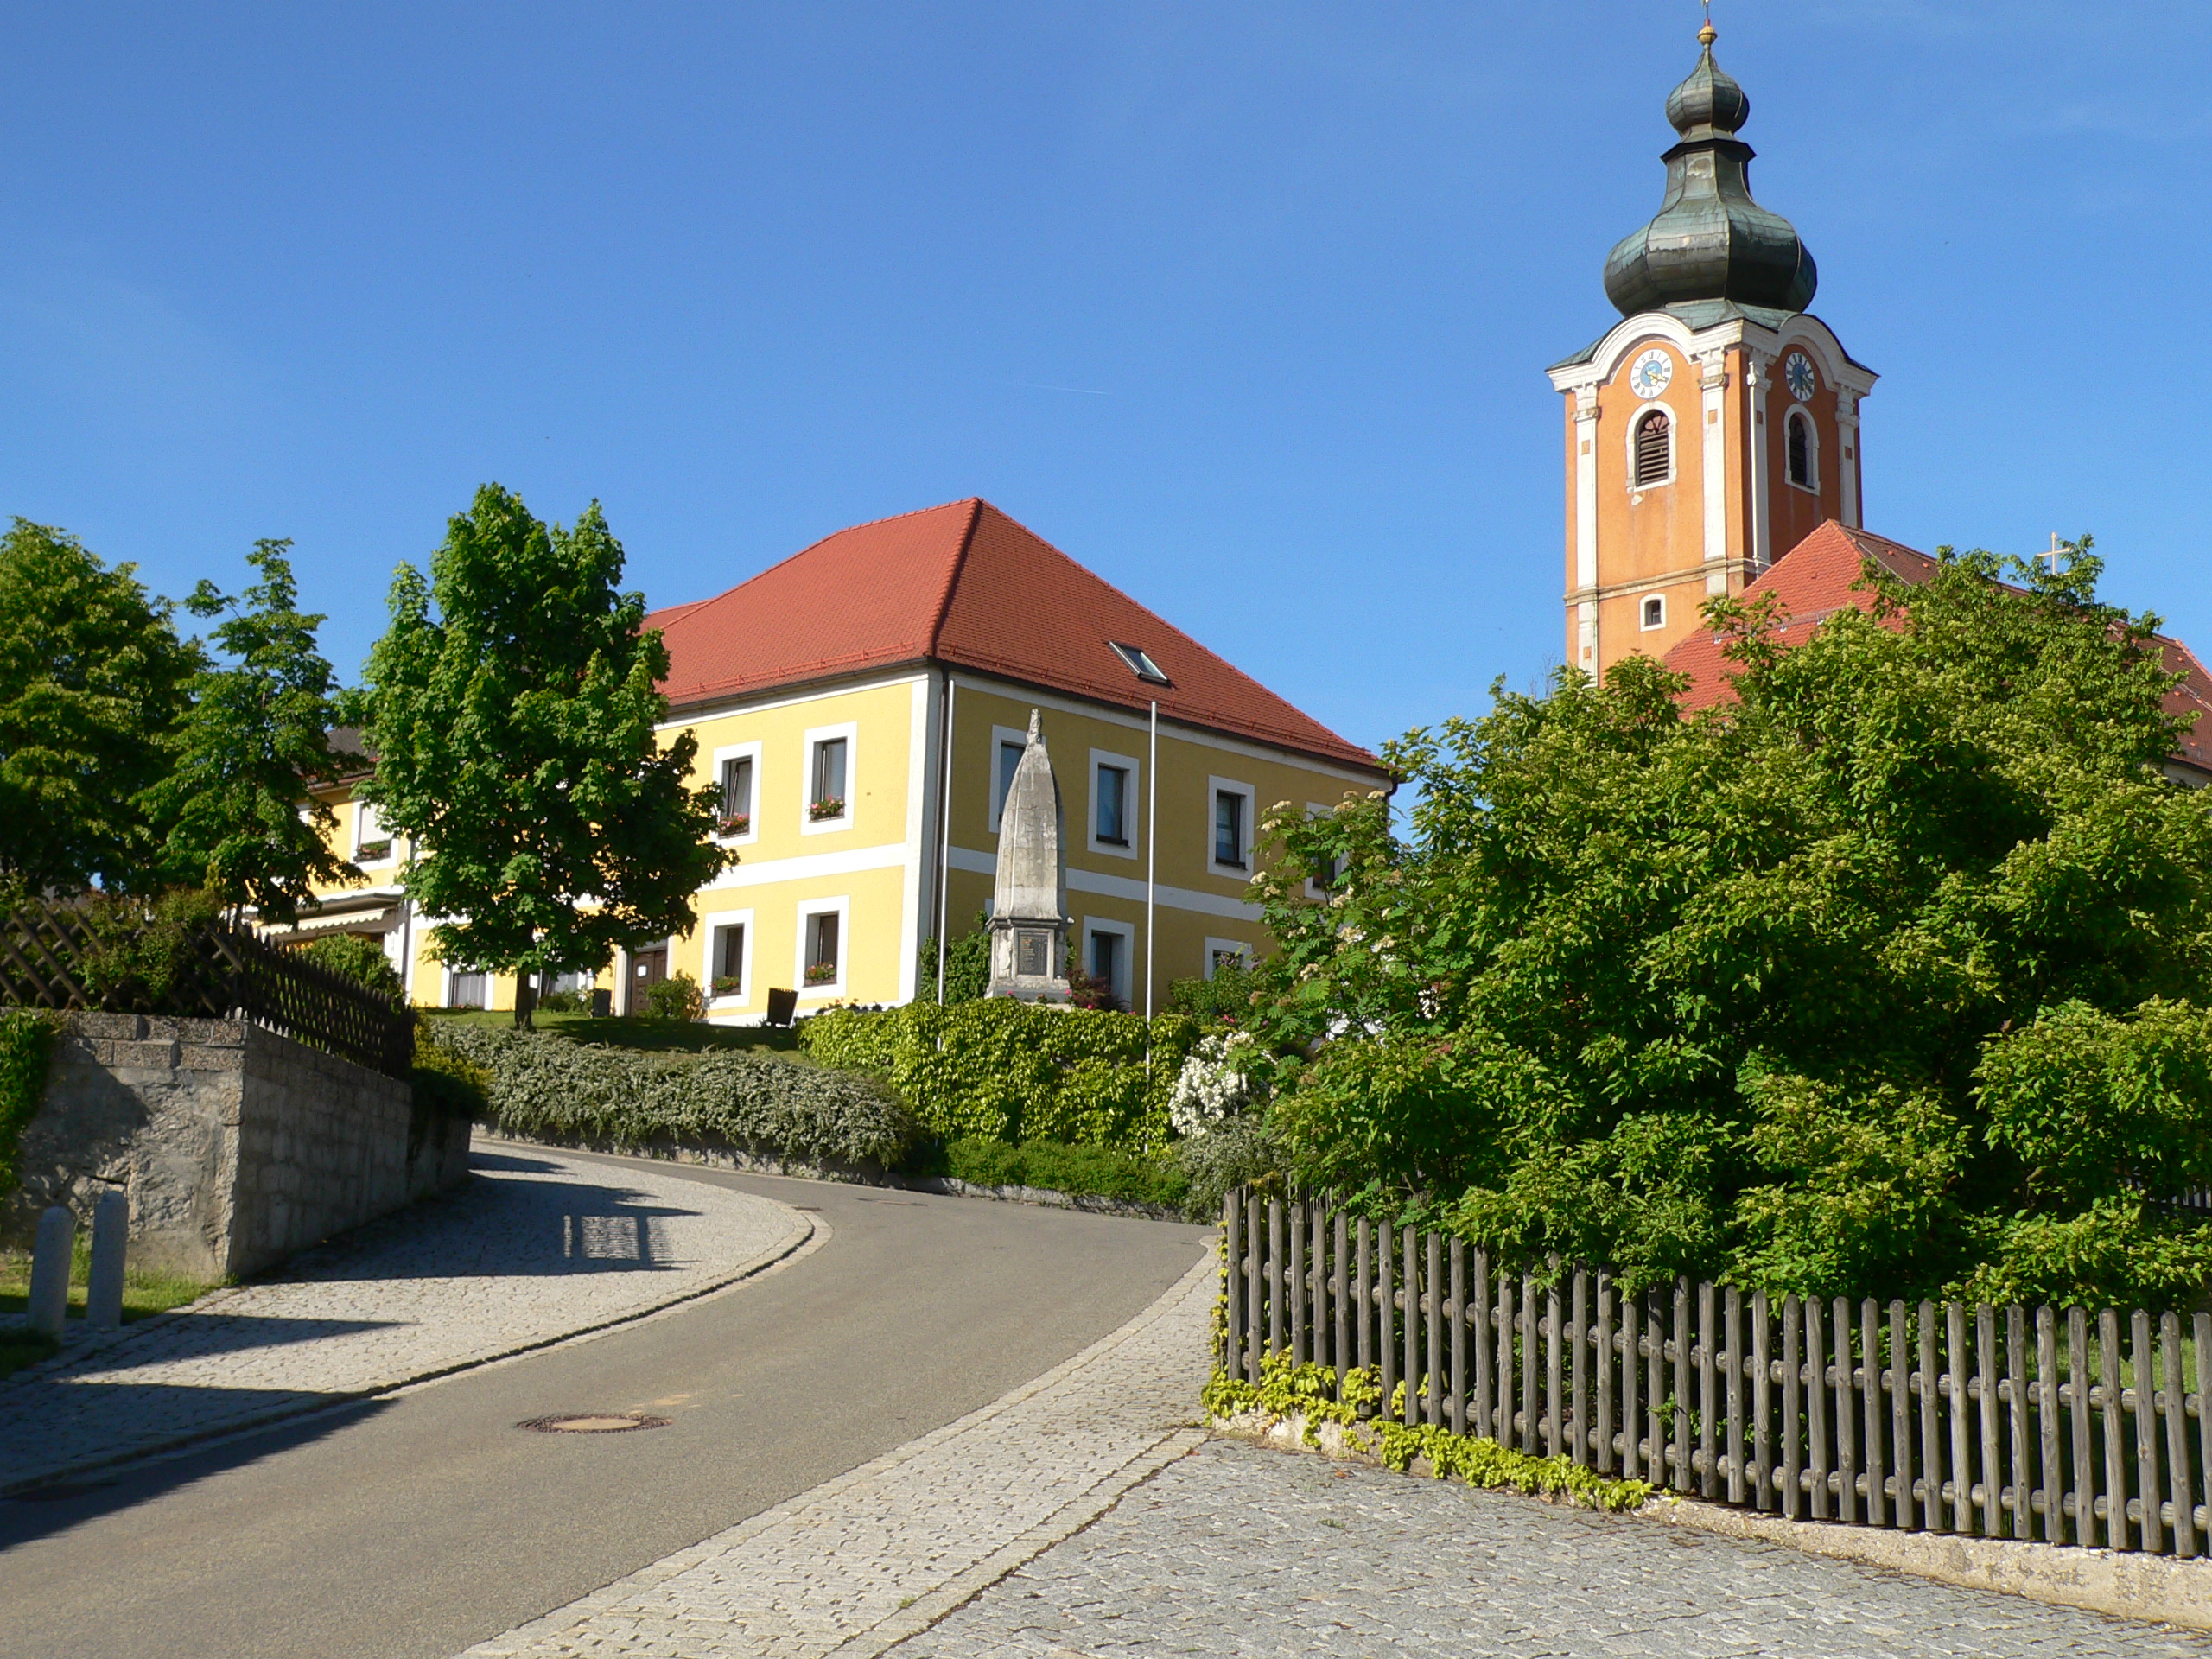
[
  {"x1": 798, "y1": 999, "x2": 1199, "y2": 1152},
  {"x1": 943, "y1": 1136, "x2": 1191, "y2": 1211},
  {"x1": 410, "y1": 1022, "x2": 491, "y2": 1122},
  {"x1": 432, "y1": 1023, "x2": 918, "y2": 1170},
  {"x1": 302, "y1": 931, "x2": 404, "y2": 1002},
  {"x1": 0, "y1": 1010, "x2": 55, "y2": 1199}
]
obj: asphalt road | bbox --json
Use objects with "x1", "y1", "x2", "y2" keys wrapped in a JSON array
[{"x1": 0, "y1": 1153, "x2": 1213, "y2": 1659}]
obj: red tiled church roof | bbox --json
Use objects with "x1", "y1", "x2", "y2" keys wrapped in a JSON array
[
  {"x1": 1662, "y1": 520, "x2": 2212, "y2": 776},
  {"x1": 645, "y1": 498, "x2": 1384, "y2": 773}
]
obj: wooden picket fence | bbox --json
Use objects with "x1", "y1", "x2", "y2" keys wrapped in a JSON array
[
  {"x1": 1222, "y1": 1189, "x2": 2212, "y2": 1557},
  {"x1": 1, "y1": 899, "x2": 415, "y2": 1078}
]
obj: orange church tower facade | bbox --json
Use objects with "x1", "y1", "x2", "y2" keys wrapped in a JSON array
[{"x1": 1547, "y1": 23, "x2": 1877, "y2": 679}]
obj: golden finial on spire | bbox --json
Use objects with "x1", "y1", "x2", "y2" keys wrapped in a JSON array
[{"x1": 1699, "y1": 1, "x2": 1717, "y2": 47}]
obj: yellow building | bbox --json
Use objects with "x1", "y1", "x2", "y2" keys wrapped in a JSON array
[{"x1": 290, "y1": 498, "x2": 1388, "y2": 1019}]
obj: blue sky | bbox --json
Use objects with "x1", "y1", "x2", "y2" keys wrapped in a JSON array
[{"x1": 3, "y1": 3, "x2": 2207, "y2": 757}]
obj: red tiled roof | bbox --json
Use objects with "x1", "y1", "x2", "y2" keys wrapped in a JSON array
[
  {"x1": 1662, "y1": 520, "x2": 2212, "y2": 774},
  {"x1": 646, "y1": 498, "x2": 1384, "y2": 773}
]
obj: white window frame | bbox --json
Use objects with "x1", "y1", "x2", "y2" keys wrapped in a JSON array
[
  {"x1": 1204, "y1": 938, "x2": 1254, "y2": 980},
  {"x1": 794, "y1": 895, "x2": 850, "y2": 1000},
  {"x1": 1079, "y1": 916, "x2": 1135, "y2": 1005},
  {"x1": 988, "y1": 724, "x2": 1029, "y2": 833},
  {"x1": 801, "y1": 721, "x2": 858, "y2": 836},
  {"x1": 1627, "y1": 404, "x2": 1676, "y2": 490},
  {"x1": 444, "y1": 963, "x2": 489, "y2": 1009},
  {"x1": 1784, "y1": 406, "x2": 1820, "y2": 493},
  {"x1": 1087, "y1": 747, "x2": 1141, "y2": 861},
  {"x1": 711, "y1": 740, "x2": 761, "y2": 846},
  {"x1": 1207, "y1": 775, "x2": 1257, "y2": 880},
  {"x1": 705, "y1": 907, "x2": 755, "y2": 1006},
  {"x1": 1639, "y1": 594, "x2": 1667, "y2": 632},
  {"x1": 354, "y1": 800, "x2": 396, "y2": 869}
]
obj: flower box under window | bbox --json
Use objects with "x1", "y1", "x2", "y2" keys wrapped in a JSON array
[
  {"x1": 804, "y1": 960, "x2": 837, "y2": 985},
  {"x1": 808, "y1": 797, "x2": 845, "y2": 823},
  {"x1": 357, "y1": 838, "x2": 393, "y2": 863},
  {"x1": 711, "y1": 975, "x2": 742, "y2": 996},
  {"x1": 717, "y1": 812, "x2": 751, "y2": 837}
]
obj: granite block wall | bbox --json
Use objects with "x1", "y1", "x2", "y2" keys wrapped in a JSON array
[{"x1": 6, "y1": 1014, "x2": 470, "y2": 1281}]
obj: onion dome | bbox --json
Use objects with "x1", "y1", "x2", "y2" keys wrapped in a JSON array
[{"x1": 1602, "y1": 23, "x2": 1816, "y2": 319}]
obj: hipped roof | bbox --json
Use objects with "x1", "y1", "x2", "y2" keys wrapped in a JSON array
[{"x1": 646, "y1": 498, "x2": 1383, "y2": 773}]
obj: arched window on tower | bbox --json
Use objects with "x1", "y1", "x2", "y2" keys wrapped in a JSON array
[
  {"x1": 1786, "y1": 409, "x2": 1817, "y2": 491},
  {"x1": 1632, "y1": 407, "x2": 1672, "y2": 487}
]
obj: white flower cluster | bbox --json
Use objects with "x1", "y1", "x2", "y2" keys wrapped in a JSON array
[{"x1": 1168, "y1": 1032, "x2": 1255, "y2": 1139}]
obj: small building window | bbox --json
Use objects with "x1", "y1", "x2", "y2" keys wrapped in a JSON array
[
  {"x1": 805, "y1": 911, "x2": 840, "y2": 985},
  {"x1": 809, "y1": 737, "x2": 847, "y2": 822},
  {"x1": 356, "y1": 803, "x2": 393, "y2": 865},
  {"x1": 1096, "y1": 763, "x2": 1128, "y2": 846},
  {"x1": 714, "y1": 923, "x2": 746, "y2": 995},
  {"x1": 1109, "y1": 640, "x2": 1169, "y2": 684},
  {"x1": 994, "y1": 738, "x2": 1024, "y2": 826},
  {"x1": 1090, "y1": 929, "x2": 1120, "y2": 993},
  {"x1": 1633, "y1": 408, "x2": 1672, "y2": 487},
  {"x1": 718, "y1": 755, "x2": 753, "y2": 836},
  {"x1": 1641, "y1": 595, "x2": 1666, "y2": 632},
  {"x1": 1786, "y1": 410, "x2": 1816, "y2": 490},
  {"x1": 1214, "y1": 789, "x2": 1247, "y2": 870}
]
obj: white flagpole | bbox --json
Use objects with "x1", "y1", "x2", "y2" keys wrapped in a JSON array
[
  {"x1": 1145, "y1": 698, "x2": 1157, "y2": 1022},
  {"x1": 937, "y1": 677, "x2": 957, "y2": 1003}
]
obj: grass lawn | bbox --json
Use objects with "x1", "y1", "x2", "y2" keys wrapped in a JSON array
[
  {"x1": 0, "y1": 1243, "x2": 219, "y2": 1380},
  {"x1": 420, "y1": 1007, "x2": 802, "y2": 1055}
]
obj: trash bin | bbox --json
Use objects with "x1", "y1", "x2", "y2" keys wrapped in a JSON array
[
  {"x1": 765, "y1": 987, "x2": 798, "y2": 1027},
  {"x1": 589, "y1": 988, "x2": 613, "y2": 1019}
]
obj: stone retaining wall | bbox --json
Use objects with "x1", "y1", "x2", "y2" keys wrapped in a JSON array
[{"x1": 5, "y1": 1014, "x2": 470, "y2": 1281}]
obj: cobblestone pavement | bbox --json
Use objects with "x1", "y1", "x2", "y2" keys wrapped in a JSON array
[
  {"x1": 0, "y1": 1147, "x2": 810, "y2": 1494},
  {"x1": 897, "y1": 1437, "x2": 2212, "y2": 1659},
  {"x1": 458, "y1": 1247, "x2": 1219, "y2": 1659}
]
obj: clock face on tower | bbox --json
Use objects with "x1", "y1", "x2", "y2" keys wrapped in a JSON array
[
  {"x1": 1784, "y1": 352, "x2": 1817, "y2": 403},
  {"x1": 1628, "y1": 349, "x2": 1673, "y2": 399}
]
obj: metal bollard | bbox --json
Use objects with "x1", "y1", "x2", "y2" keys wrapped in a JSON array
[
  {"x1": 87, "y1": 1190, "x2": 129, "y2": 1331},
  {"x1": 28, "y1": 1205, "x2": 74, "y2": 1337}
]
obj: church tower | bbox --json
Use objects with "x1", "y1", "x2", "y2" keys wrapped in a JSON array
[{"x1": 1548, "y1": 22, "x2": 1877, "y2": 678}]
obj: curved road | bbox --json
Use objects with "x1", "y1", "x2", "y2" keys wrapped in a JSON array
[{"x1": 0, "y1": 1152, "x2": 1213, "y2": 1659}]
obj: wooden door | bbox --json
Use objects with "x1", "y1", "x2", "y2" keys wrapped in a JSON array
[{"x1": 628, "y1": 944, "x2": 669, "y2": 1014}]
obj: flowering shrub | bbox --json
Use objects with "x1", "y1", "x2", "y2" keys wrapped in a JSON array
[
  {"x1": 804, "y1": 960, "x2": 837, "y2": 985},
  {"x1": 716, "y1": 812, "x2": 750, "y2": 837},
  {"x1": 644, "y1": 972, "x2": 704, "y2": 1022},
  {"x1": 807, "y1": 797, "x2": 845, "y2": 822},
  {"x1": 1168, "y1": 1032, "x2": 1259, "y2": 1139}
]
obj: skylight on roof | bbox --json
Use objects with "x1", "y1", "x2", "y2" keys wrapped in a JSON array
[{"x1": 1109, "y1": 641, "x2": 1169, "y2": 685}]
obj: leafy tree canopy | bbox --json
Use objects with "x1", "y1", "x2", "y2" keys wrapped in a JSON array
[
  {"x1": 1249, "y1": 543, "x2": 2212, "y2": 1308},
  {"x1": 348, "y1": 485, "x2": 731, "y2": 1021},
  {"x1": 0, "y1": 521, "x2": 197, "y2": 894},
  {"x1": 142, "y1": 540, "x2": 357, "y2": 925}
]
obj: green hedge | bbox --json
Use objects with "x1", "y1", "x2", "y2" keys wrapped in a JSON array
[
  {"x1": 432, "y1": 1023, "x2": 919, "y2": 1170},
  {"x1": 798, "y1": 1000, "x2": 1200, "y2": 1153},
  {"x1": 941, "y1": 1136, "x2": 1192, "y2": 1211},
  {"x1": 0, "y1": 1010, "x2": 55, "y2": 1200}
]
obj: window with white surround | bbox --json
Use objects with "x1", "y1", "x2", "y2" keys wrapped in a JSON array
[
  {"x1": 1081, "y1": 917, "x2": 1134, "y2": 1007},
  {"x1": 1631, "y1": 406, "x2": 1673, "y2": 488},
  {"x1": 1641, "y1": 594, "x2": 1667, "y2": 632},
  {"x1": 1208, "y1": 777, "x2": 1255, "y2": 877},
  {"x1": 355, "y1": 801, "x2": 394, "y2": 866},
  {"x1": 713, "y1": 741, "x2": 760, "y2": 842},
  {"x1": 802, "y1": 722, "x2": 855, "y2": 832},
  {"x1": 1088, "y1": 748, "x2": 1141, "y2": 859},
  {"x1": 708, "y1": 911, "x2": 753, "y2": 1001},
  {"x1": 1786, "y1": 408, "x2": 1818, "y2": 491},
  {"x1": 988, "y1": 726, "x2": 1029, "y2": 832},
  {"x1": 796, "y1": 896, "x2": 849, "y2": 995},
  {"x1": 1204, "y1": 938, "x2": 1253, "y2": 980}
]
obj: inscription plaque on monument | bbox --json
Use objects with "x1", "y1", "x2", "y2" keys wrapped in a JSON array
[{"x1": 1017, "y1": 930, "x2": 1049, "y2": 976}]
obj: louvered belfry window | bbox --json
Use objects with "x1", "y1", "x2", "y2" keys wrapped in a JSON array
[
  {"x1": 1788, "y1": 410, "x2": 1813, "y2": 486},
  {"x1": 1633, "y1": 409, "x2": 1671, "y2": 486}
]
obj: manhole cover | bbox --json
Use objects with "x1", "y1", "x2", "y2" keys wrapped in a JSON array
[{"x1": 518, "y1": 1413, "x2": 671, "y2": 1434}]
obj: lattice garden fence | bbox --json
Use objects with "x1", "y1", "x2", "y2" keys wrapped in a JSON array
[
  {"x1": 0, "y1": 899, "x2": 415, "y2": 1078},
  {"x1": 1223, "y1": 1189, "x2": 2212, "y2": 1558}
]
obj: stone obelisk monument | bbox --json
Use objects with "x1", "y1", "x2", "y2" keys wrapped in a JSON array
[{"x1": 987, "y1": 709, "x2": 1072, "y2": 1002}]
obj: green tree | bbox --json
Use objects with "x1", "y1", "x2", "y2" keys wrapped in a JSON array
[
  {"x1": 141, "y1": 541, "x2": 357, "y2": 925},
  {"x1": 350, "y1": 485, "x2": 730, "y2": 1027},
  {"x1": 0, "y1": 522, "x2": 197, "y2": 894},
  {"x1": 1250, "y1": 542, "x2": 2212, "y2": 1308}
]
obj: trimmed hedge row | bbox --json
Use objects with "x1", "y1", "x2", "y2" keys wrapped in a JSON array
[
  {"x1": 0, "y1": 1010, "x2": 55, "y2": 1200},
  {"x1": 431, "y1": 1024, "x2": 920, "y2": 1171},
  {"x1": 798, "y1": 1000, "x2": 1201, "y2": 1153},
  {"x1": 940, "y1": 1136, "x2": 1192, "y2": 1211}
]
